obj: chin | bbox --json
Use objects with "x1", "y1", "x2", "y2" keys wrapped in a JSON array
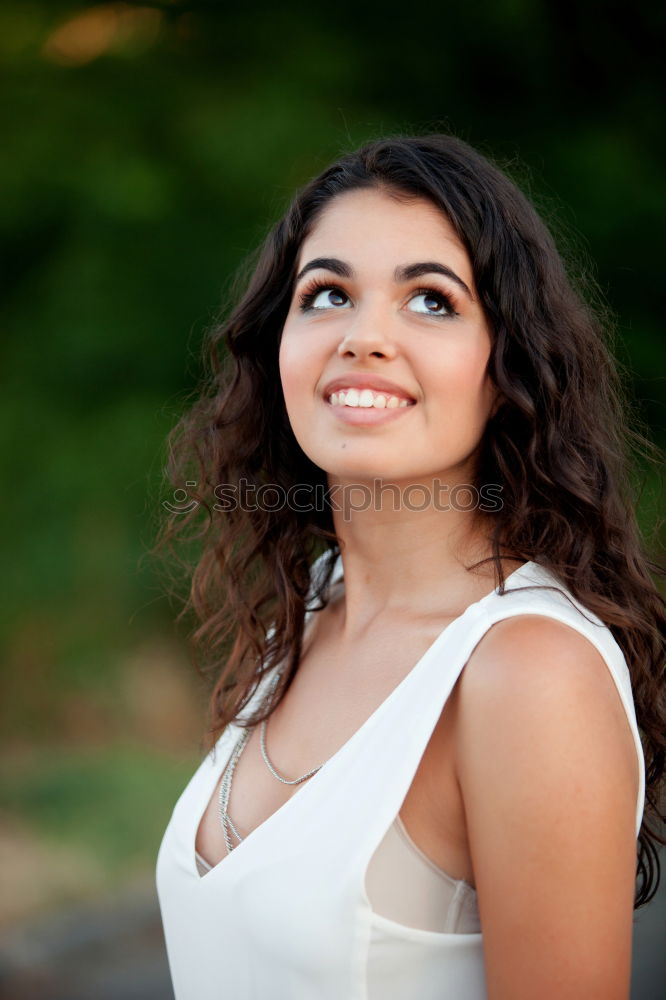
[{"x1": 321, "y1": 457, "x2": 420, "y2": 486}]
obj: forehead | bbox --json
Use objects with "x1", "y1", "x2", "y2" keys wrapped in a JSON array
[{"x1": 296, "y1": 187, "x2": 470, "y2": 276}]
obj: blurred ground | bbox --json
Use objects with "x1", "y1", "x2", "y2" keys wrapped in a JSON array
[
  {"x1": 0, "y1": 636, "x2": 202, "y2": 985},
  {"x1": 0, "y1": 879, "x2": 173, "y2": 1000}
]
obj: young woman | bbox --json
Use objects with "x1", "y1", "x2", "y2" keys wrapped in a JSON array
[{"x1": 155, "y1": 134, "x2": 665, "y2": 999}]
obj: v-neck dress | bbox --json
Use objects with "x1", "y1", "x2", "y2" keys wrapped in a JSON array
[
  {"x1": 194, "y1": 807, "x2": 481, "y2": 933},
  {"x1": 156, "y1": 557, "x2": 645, "y2": 1000}
]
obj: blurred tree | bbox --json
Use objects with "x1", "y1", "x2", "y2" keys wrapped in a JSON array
[{"x1": 1, "y1": 0, "x2": 663, "y2": 743}]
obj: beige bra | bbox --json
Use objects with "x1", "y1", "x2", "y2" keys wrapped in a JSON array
[{"x1": 196, "y1": 812, "x2": 480, "y2": 933}]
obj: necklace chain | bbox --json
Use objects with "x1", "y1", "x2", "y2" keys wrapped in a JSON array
[
  {"x1": 259, "y1": 718, "x2": 324, "y2": 785},
  {"x1": 218, "y1": 672, "x2": 326, "y2": 853}
]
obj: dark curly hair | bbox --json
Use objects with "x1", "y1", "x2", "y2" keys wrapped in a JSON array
[{"x1": 155, "y1": 133, "x2": 665, "y2": 908}]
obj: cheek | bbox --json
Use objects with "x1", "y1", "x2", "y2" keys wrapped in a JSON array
[
  {"x1": 278, "y1": 327, "x2": 317, "y2": 418},
  {"x1": 421, "y1": 341, "x2": 496, "y2": 450},
  {"x1": 278, "y1": 330, "x2": 300, "y2": 402},
  {"x1": 426, "y1": 339, "x2": 492, "y2": 402}
]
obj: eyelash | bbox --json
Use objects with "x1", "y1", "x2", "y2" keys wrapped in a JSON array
[{"x1": 297, "y1": 279, "x2": 458, "y2": 318}]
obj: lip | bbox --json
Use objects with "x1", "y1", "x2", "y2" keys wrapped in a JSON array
[
  {"x1": 325, "y1": 402, "x2": 414, "y2": 426},
  {"x1": 321, "y1": 373, "x2": 417, "y2": 404}
]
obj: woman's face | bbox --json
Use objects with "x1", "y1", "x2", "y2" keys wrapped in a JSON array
[{"x1": 279, "y1": 187, "x2": 497, "y2": 487}]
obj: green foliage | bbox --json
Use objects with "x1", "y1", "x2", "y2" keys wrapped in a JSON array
[
  {"x1": 0, "y1": 745, "x2": 199, "y2": 871},
  {"x1": 1, "y1": 0, "x2": 664, "y2": 747}
]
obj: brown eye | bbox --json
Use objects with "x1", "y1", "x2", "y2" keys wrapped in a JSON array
[
  {"x1": 310, "y1": 287, "x2": 350, "y2": 310},
  {"x1": 408, "y1": 291, "x2": 454, "y2": 317}
]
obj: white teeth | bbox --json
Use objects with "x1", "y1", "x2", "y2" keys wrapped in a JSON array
[{"x1": 327, "y1": 388, "x2": 412, "y2": 409}]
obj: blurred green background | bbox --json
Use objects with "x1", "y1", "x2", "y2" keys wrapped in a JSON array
[{"x1": 1, "y1": 0, "x2": 664, "y2": 931}]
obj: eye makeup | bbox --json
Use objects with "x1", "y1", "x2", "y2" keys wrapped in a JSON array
[
  {"x1": 297, "y1": 278, "x2": 460, "y2": 318},
  {"x1": 298, "y1": 280, "x2": 349, "y2": 312}
]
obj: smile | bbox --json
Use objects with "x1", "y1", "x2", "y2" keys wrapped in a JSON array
[{"x1": 327, "y1": 388, "x2": 414, "y2": 409}]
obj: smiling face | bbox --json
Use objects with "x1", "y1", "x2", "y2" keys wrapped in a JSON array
[{"x1": 278, "y1": 187, "x2": 497, "y2": 488}]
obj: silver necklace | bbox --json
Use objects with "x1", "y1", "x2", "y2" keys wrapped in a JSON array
[
  {"x1": 218, "y1": 672, "x2": 326, "y2": 853},
  {"x1": 259, "y1": 717, "x2": 324, "y2": 785},
  {"x1": 217, "y1": 726, "x2": 251, "y2": 853}
]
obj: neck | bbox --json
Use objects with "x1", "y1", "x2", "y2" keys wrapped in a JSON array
[{"x1": 327, "y1": 473, "x2": 505, "y2": 636}]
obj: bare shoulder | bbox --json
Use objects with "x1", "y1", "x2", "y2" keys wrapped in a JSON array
[
  {"x1": 453, "y1": 612, "x2": 639, "y2": 812},
  {"x1": 455, "y1": 613, "x2": 636, "y2": 739},
  {"x1": 449, "y1": 614, "x2": 639, "y2": 1000}
]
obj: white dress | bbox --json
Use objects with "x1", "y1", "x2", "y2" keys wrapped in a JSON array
[{"x1": 156, "y1": 557, "x2": 645, "y2": 1000}]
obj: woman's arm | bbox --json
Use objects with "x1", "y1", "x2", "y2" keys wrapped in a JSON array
[{"x1": 453, "y1": 614, "x2": 639, "y2": 1000}]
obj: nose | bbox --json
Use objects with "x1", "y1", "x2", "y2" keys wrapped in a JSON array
[{"x1": 336, "y1": 307, "x2": 398, "y2": 361}]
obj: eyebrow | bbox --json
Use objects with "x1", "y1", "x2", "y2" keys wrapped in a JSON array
[{"x1": 295, "y1": 256, "x2": 474, "y2": 301}]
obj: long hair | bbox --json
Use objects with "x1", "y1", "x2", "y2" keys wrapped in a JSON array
[{"x1": 155, "y1": 134, "x2": 665, "y2": 907}]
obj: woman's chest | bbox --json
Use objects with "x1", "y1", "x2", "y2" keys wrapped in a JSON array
[{"x1": 196, "y1": 619, "x2": 475, "y2": 885}]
